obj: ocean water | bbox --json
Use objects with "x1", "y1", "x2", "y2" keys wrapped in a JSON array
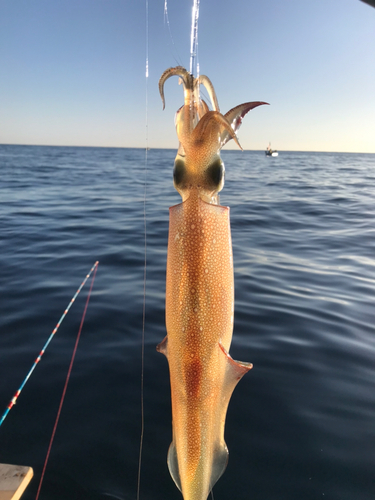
[{"x1": 0, "y1": 144, "x2": 374, "y2": 500}]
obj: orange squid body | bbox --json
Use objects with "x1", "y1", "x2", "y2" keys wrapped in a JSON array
[
  {"x1": 158, "y1": 194, "x2": 252, "y2": 500},
  {"x1": 157, "y1": 66, "x2": 265, "y2": 500}
]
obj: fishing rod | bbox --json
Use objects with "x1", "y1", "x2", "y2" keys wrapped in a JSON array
[{"x1": 0, "y1": 260, "x2": 99, "y2": 428}]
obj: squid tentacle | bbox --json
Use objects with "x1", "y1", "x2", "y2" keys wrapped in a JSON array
[
  {"x1": 221, "y1": 101, "x2": 269, "y2": 147},
  {"x1": 159, "y1": 66, "x2": 195, "y2": 109},
  {"x1": 196, "y1": 74, "x2": 220, "y2": 112},
  {"x1": 192, "y1": 110, "x2": 242, "y2": 150}
]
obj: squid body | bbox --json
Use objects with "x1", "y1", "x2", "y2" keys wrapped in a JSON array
[{"x1": 157, "y1": 66, "x2": 267, "y2": 500}]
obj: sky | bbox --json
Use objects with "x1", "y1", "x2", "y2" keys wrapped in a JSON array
[{"x1": 0, "y1": 0, "x2": 374, "y2": 152}]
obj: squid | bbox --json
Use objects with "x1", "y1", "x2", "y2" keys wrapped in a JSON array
[{"x1": 157, "y1": 66, "x2": 267, "y2": 500}]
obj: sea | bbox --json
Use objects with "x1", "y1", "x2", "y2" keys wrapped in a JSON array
[{"x1": 0, "y1": 144, "x2": 374, "y2": 500}]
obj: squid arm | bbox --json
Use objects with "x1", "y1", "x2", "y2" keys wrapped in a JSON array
[
  {"x1": 221, "y1": 101, "x2": 268, "y2": 147},
  {"x1": 158, "y1": 66, "x2": 267, "y2": 500}
]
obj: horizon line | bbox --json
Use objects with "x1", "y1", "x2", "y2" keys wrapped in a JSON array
[{"x1": 1, "y1": 143, "x2": 374, "y2": 155}]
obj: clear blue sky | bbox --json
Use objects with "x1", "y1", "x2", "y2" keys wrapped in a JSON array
[{"x1": 1, "y1": 0, "x2": 374, "y2": 152}]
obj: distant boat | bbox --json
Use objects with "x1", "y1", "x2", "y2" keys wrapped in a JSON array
[{"x1": 265, "y1": 143, "x2": 278, "y2": 157}]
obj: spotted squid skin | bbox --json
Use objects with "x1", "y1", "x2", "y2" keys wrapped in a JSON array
[
  {"x1": 158, "y1": 194, "x2": 252, "y2": 500},
  {"x1": 158, "y1": 66, "x2": 264, "y2": 500}
]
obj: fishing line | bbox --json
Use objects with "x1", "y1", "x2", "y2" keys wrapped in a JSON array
[
  {"x1": 190, "y1": 0, "x2": 200, "y2": 77},
  {"x1": 135, "y1": 2, "x2": 201, "y2": 498},
  {"x1": 35, "y1": 260, "x2": 99, "y2": 500},
  {"x1": 0, "y1": 261, "x2": 99, "y2": 428},
  {"x1": 164, "y1": 0, "x2": 182, "y2": 66},
  {"x1": 136, "y1": 0, "x2": 149, "y2": 498}
]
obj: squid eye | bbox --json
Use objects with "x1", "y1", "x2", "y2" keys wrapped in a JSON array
[
  {"x1": 206, "y1": 159, "x2": 224, "y2": 189},
  {"x1": 173, "y1": 159, "x2": 186, "y2": 187}
]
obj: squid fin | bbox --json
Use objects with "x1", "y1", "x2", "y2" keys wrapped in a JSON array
[
  {"x1": 167, "y1": 440, "x2": 182, "y2": 492},
  {"x1": 210, "y1": 443, "x2": 229, "y2": 491},
  {"x1": 156, "y1": 335, "x2": 168, "y2": 357},
  {"x1": 208, "y1": 345, "x2": 253, "y2": 491},
  {"x1": 219, "y1": 342, "x2": 253, "y2": 392}
]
